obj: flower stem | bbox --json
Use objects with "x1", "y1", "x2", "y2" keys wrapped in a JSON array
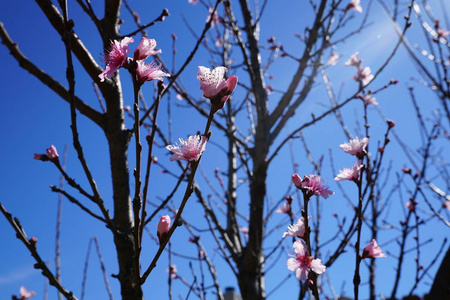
[{"x1": 353, "y1": 168, "x2": 364, "y2": 300}]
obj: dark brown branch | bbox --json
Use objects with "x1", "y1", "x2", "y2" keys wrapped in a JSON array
[
  {"x1": 0, "y1": 202, "x2": 79, "y2": 300},
  {"x1": 50, "y1": 186, "x2": 107, "y2": 223},
  {"x1": 35, "y1": 0, "x2": 107, "y2": 87},
  {"x1": 0, "y1": 22, "x2": 104, "y2": 128},
  {"x1": 123, "y1": 9, "x2": 170, "y2": 37}
]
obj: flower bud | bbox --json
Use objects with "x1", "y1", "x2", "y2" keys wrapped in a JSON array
[
  {"x1": 157, "y1": 215, "x2": 171, "y2": 243},
  {"x1": 46, "y1": 145, "x2": 59, "y2": 160}
]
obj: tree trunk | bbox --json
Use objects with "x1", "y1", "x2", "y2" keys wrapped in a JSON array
[
  {"x1": 105, "y1": 80, "x2": 143, "y2": 300},
  {"x1": 426, "y1": 245, "x2": 450, "y2": 300},
  {"x1": 238, "y1": 141, "x2": 268, "y2": 300}
]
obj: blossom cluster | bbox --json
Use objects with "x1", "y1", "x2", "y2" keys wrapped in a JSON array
[
  {"x1": 334, "y1": 137, "x2": 368, "y2": 183},
  {"x1": 283, "y1": 214, "x2": 326, "y2": 281},
  {"x1": 99, "y1": 37, "x2": 170, "y2": 84},
  {"x1": 283, "y1": 174, "x2": 333, "y2": 281},
  {"x1": 165, "y1": 66, "x2": 237, "y2": 163},
  {"x1": 345, "y1": 52, "x2": 376, "y2": 101}
]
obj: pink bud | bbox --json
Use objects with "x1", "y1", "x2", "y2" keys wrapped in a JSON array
[
  {"x1": 362, "y1": 239, "x2": 386, "y2": 259},
  {"x1": 387, "y1": 120, "x2": 396, "y2": 128},
  {"x1": 291, "y1": 174, "x2": 302, "y2": 189},
  {"x1": 157, "y1": 215, "x2": 171, "y2": 243},
  {"x1": 401, "y1": 167, "x2": 411, "y2": 174},
  {"x1": 29, "y1": 237, "x2": 38, "y2": 245},
  {"x1": 46, "y1": 145, "x2": 59, "y2": 160},
  {"x1": 215, "y1": 76, "x2": 238, "y2": 110}
]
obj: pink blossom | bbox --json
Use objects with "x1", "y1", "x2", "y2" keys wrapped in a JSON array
[
  {"x1": 133, "y1": 37, "x2": 162, "y2": 61},
  {"x1": 136, "y1": 61, "x2": 170, "y2": 84},
  {"x1": 99, "y1": 37, "x2": 134, "y2": 82},
  {"x1": 166, "y1": 135, "x2": 207, "y2": 162},
  {"x1": 360, "y1": 93, "x2": 378, "y2": 106},
  {"x1": 46, "y1": 145, "x2": 59, "y2": 160},
  {"x1": 215, "y1": 37, "x2": 224, "y2": 47},
  {"x1": 157, "y1": 215, "x2": 171, "y2": 242},
  {"x1": 339, "y1": 137, "x2": 369, "y2": 158},
  {"x1": 406, "y1": 200, "x2": 417, "y2": 212},
  {"x1": 239, "y1": 227, "x2": 249, "y2": 234},
  {"x1": 437, "y1": 28, "x2": 450, "y2": 38},
  {"x1": 346, "y1": 0, "x2": 363, "y2": 13},
  {"x1": 19, "y1": 286, "x2": 36, "y2": 299},
  {"x1": 327, "y1": 53, "x2": 340, "y2": 66},
  {"x1": 296, "y1": 174, "x2": 334, "y2": 199},
  {"x1": 362, "y1": 239, "x2": 386, "y2": 259},
  {"x1": 197, "y1": 66, "x2": 238, "y2": 110},
  {"x1": 282, "y1": 216, "x2": 311, "y2": 239},
  {"x1": 168, "y1": 264, "x2": 178, "y2": 279},
  {"x1": 287, "y1": 240, "x2": 326, "y2": 280},
  {"x1": 276, "y1": 202, "x2": 292, "y2": 215},
  {"x1": 345, "y1": 52, "x2": 361, "y2": 66},
  {"x1": 334, "y1": 160, "x2": 362, "y2": 182},
  {"x1": 206, "y1": 8, "x2": 220, "y2": 28},
  {"x1": 354, "y1": 66, "x2": 374, "y2": 86}
]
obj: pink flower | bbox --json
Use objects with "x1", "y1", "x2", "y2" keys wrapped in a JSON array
[
  {"x1": 406, "y1": 200, "x2": 417, "y2": 212},
  {"x1": 294, "y1": 174, "x2": 334, "y2": 199},
  {"x1": 136, "y1": 61, "x2": 170, "y2": 84},
  {"x1": 354, "y1": 66, "x2": 374, "y2": 86},
  {"x1": 197, "y1": 66, "x2": 238, "y2": 110},
  {"x1": 360, "y1": 93, "x2": 378, "y2": 106},
  {"x1": 206, "y1": 8, "x2": 220, "y2": 28},
  {"x1": 282, "y1": 216, "x2": 311, "y2": 239},
  {"x1": 167, "y1": 264, "x2": 178, "y2": 279},
  {"x1": 345, "y1": 52, "x2": 361, "y2": 66},
  {"x1": 239, "y1": 227, "x2": 249, "y2": 234},
  {"x1": 276, "y1": 202, "x2": 292, "y2": 215},
  {"x1": 334, "y1": 160, "x2": 362, "y2": 182},
  {"x1": 19, "y1": 286, "x2": 36, "y2": 299},
  {"x1": 362, "y1": 239, "x2": 386, "y2": 259},
  {"x1": 133, "y1": 37, "x2": 162, "y2": 61},
  {"x1": 346, "y1": 0, "x2": 363, "y2": 13},
  {"x1": 287, "y1": 240, "x2": 326, "y2": 280},
  {"x1": 327, "y1": 53, "x2": 340, "y2": 66},
  {"x1": 339, "y1": 137, "x2": 369, "y2": 158},
  {"x1": 46, "y1": 145, "x2": 59, "y2": 160},
  {"x1": 437, "y1": 28, "x2": 450, "y2": 38},
  {"x1": 166, "y1": 135, "x2": 207, "y2": 162},
  {"x1": 99, "y1": 37, "x2": 134, "y2": 82},
  {"x1": 157, "y1": 215, "x2": 171, "y2": 243}
]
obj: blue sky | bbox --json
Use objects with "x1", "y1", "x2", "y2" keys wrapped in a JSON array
[{"x1": 1, "y1": 0, "x2": 449, "y2": 299}]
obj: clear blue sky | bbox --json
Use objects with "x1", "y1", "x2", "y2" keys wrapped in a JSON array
[{"x1": 1, "y1": 0, "x2": 449, "y2": 299}]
